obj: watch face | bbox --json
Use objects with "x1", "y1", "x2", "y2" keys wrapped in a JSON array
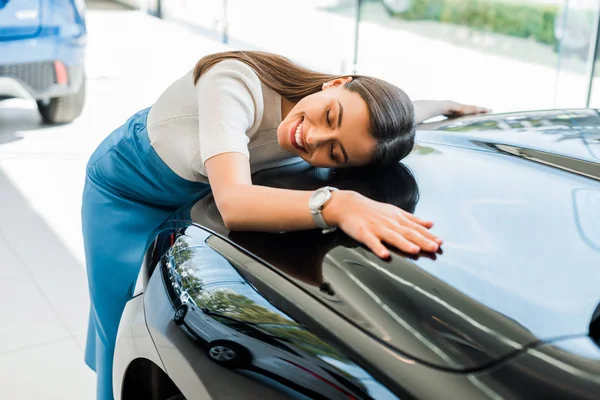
[{"x1": 309, "y1": 189, "x2": 329, "y2": 209}]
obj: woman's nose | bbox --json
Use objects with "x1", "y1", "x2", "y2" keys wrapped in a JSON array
[{"x1": 305, "y1": 129, "x2": 330, "y2": 149}]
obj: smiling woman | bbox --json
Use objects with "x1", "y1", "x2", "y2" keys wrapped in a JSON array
[
  {"x1": 194, "y1": 51, "x2": 416, "y2": 168},
  {"x1": 279, "y1": 77, "x2": 376, "y2": 167},
  {"x1": 80, "y1": 49, "x2": 487, "y2": 400}
]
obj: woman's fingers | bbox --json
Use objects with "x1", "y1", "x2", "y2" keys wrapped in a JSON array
[
  {"x1": 345, "y1": 200, "x2": 442, "y2": 259},
  {"x1": 396, "y1": 210, "x2": 441, "y2": 244},
  {"x1": 358, "y1": 225, "x2": 440, "y2": 259},
  {"x1": 405, "y1": 219, "x2": 443, "y2": 245},
  {"x1": 398, "y1": 226, "x2": 439, "y2": 253},
  {"x1": 380, "y1": 228, "x2": 421, "y2": 255},
  {"x1": 447, "y1": 101, "x2": 492, "y2": 116},
  {"x1": 400, "y1": 210, "x2": 434, "y2": 229},
  {"x1": 362, "y1": 231, "x2": 390, "y2": 259}
]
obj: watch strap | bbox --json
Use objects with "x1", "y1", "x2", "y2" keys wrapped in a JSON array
[
  {"x1": 310, "y1": 187, "x2": 339, "y2": 234},
  {"x1": 311, "y1": 209, "x2": 330, "y2": 229}
]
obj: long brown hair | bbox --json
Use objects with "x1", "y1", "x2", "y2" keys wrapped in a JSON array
[{"x1": 193, "y1": 51, "x2": 415, "y2": 166}]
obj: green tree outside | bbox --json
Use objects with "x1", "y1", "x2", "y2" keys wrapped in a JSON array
[{"x1": 384, "y1": 0, "x2": 561, "y2": 46}]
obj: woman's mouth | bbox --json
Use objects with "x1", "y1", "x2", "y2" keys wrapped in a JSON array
[{"x1": 290, "y1": 117, "x2": 307, "y2": 153}]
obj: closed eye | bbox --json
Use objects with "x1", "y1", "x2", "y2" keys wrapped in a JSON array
[
  {"x1": 326, "y1": 109, "x2": 331, "y2": 127},
  {"x1": 329, "y1": 142, "x2": 342, "y2": 164},
  {"x1": 329, "y1": 143, "x2": 336, "y2": 162},
  {"x1": 331, "y1": 142, "x2": 349, "y2": 165}
]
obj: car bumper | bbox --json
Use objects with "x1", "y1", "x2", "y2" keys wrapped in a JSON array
[
  {"x1": 0, "y1": 62, "x2": 84, "y2": 100},
  {"x1": 113, "y1": 294, "x2": 166, "y2": 400},
  {"x1": 0, "y1": 30, "x2": 86, "y2": 100}
]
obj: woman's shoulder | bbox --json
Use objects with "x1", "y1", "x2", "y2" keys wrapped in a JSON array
[
  {"x1": 195, "y1": 58, "x2": 265, "y2": 118},
  {"x1": 148, "y1": 58, "x2": 267, "y2": 130},
  {"x1": 196, "y1": 58, "x2": 261, "y2": 88}
]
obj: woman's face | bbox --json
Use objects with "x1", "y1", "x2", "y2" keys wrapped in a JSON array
[{"x1": 277, "y1": 78, "x2": 377, "y2": 168}]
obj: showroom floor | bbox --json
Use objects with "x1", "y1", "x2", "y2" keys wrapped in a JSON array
[{"x1": 0, "y1": 1, "x2": 230, "y2": 398}]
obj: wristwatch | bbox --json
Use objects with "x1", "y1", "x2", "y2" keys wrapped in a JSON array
[{"x1": 309, "y1": 186, "x2": 339, "y2": 234}]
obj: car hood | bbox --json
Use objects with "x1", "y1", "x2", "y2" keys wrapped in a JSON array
[
  {"x1": 417, "y1": 109, "x2": 600, "y2": 179},
  {"x1": 180, "y1": 109, "x2": 600, "y2": 372}
]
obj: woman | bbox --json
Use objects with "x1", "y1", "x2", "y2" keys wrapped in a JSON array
[{"x1": 82, "y1": 50, "x2": 488, "y2": 399}]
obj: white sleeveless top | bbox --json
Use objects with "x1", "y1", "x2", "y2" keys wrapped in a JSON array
[{"x1": 146, "y1": 59, "x2": 302, "y2": 183}]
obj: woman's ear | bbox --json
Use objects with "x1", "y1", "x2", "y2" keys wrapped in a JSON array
[
  {"x1": 338, "y1": 76, "x2": 353, "y2": 86},
  {"x1": 322, "y1": 76, "x2": 353, "y2": 90}
]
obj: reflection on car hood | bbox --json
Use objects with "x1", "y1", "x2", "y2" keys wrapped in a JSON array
[
  {"x1": 175, "y1": 110, "x2": 600, "y2": 372},
  {"x1": 417, "y1": 109, "x2": 600, "y2": 180}
]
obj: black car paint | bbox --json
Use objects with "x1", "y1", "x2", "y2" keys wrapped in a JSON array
[
  {"x1": 139, "y1": 109, "x2": 600, "y2": 399},
  {"x1": 159, "y1": 229, "x2": 392, "y2": 399}
]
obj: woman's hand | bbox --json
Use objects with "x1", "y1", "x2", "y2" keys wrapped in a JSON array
[
  {"x1": 413, "y1": 99, "x2": 491, "y2": 124},
  {"x1": 324, "y1": 191, "x2": 443, "y2": 259},
  {"x1": 442, "y1": 100, "x2": 491, "y2": 118}
]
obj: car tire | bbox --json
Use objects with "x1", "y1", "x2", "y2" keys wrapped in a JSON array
[
  {"x1": 37, "y1": 79, "x2": 86, "y2": 124},
  {"x1": 174, "y1": 304, "x2": 188, "y2": 326},
  {"x1": 206, "y1": 341, "x2": 251, "y2": 369}
]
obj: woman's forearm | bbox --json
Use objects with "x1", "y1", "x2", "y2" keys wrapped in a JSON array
[
  {"x1": 413, "y1": 100, "x2": 448, "y2": 124},
  {"x1": 218, "y1": 184, "x2": 345, "y2": 233},
  {"x1": 206, "y1": 152, "x2": 343, "y2": 233}
]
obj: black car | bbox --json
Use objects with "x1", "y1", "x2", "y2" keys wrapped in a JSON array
[{"x1": 113, "y1": 109, "x2": 600, "y2": 400}]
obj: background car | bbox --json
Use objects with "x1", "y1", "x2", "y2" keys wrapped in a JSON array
[
  {"x1": 0, "y1": 0, "x2": 87, "y2": 123},
  {"x1": 113, "y1": 109, "x2": 600, "y2": 399}
]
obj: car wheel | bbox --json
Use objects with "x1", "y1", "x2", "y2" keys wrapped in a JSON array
[
  {"x1": 206, "y1": 341, "x2": 251, "y2": 369},
  {"x1": 174, "y1": 304, "x2": 188, "y2": 326},
  {"x1": 37, "y1": 79, "x2": 86, "y2": 124}
]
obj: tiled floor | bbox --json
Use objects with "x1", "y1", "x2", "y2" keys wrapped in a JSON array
[{"x1": 0, "y1": 1, "x2": 230, "y2": 397}]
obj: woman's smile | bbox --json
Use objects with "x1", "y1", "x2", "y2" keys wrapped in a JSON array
[{"x1": 290, "y1": 116, "x2": 307, "y2": 153}]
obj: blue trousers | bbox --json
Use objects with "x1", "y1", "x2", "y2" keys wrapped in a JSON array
[{"x1": 81, "y1": 108, "x2": 210, "y2": 400}]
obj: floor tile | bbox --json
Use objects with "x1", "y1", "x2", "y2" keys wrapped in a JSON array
[
  {"x1": 0, "y1": 338, "x2": 95, "y2": 399},
  {"x1": 74, "y1": 334, "x2": 87, "y2": 353},
  {"x1": 0, "y1": 214, "x2": 82, "y2": 274},
  {"x1": 0, "y1": 232, "x2": 27, "y2": 279},
  {"x1": 33, "y1": 267, "x2": 91, "y2": 337},
  {"x1": 0, "y1": 275, "x2": 70, "y2": 354}
]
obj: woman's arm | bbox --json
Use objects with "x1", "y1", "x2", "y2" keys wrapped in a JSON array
[
  {"x1": 413, "y1": 100, "x2": 491, "y2": 124},
  {"x1": 205, "y1": 152, "x2": 442, "y2": 258},
  {"x1": 206, "y1": 151, "x2": 322, "y2": 232}
]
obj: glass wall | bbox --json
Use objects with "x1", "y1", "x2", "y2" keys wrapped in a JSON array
[
  {"x1": 159, "y1": 0, "x2": 359, "y2": 74},
  {"x1": 225, "y1": 0, "x2": 358, "y2": 73},
  {"x1": 353, "y1": 0, "x2": 600, "y2": 112},
  {"x1": 160, "y1": 0, "x2": 226, "y2": 42},
  {"x1": 554, "y1": 0, "x2": 600, "y2": 108},
  {"x1": 587, "y1": 1, "x2": 600, "y2": 108},
  {"x1": 137, "y1": 0, "x2": 600, "y2": 112}
]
